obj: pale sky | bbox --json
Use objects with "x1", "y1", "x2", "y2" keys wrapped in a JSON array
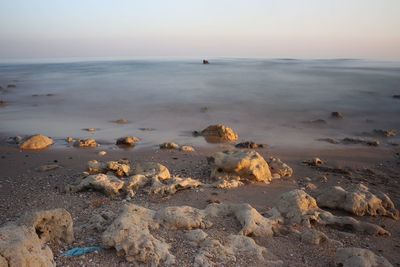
[{"x1": 0, "y1": 0, "x2": 399, "y2": 60}]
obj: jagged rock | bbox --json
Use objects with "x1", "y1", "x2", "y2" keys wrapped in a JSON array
[
  {"x1": 66, "y1": 174, "x2": 124, "y2": 197},
  {"x1": 180, "y1": 145, "x2": 195, "y2": 152},
  {"x1": 148, "y1": 177, "x2": 202, "y2": 195},
  {"x1": 106, "y1": 160, "x2": 131, "y2": 177},
  {"x1": 159, "y1": 142, "x2": 180, "y2": 149},
  {"x1": 74, "y1": 138, "x2": 97, "y2": 148},
  {"x1": 271, "y1": 189, "x2": 389, "y2": 235},
  {"x1": 20, "y1": 134, "x2": 53, "y2": 150},
  {"x1": 102, "y1": 204, "x2": 176, "y2": 266},
  {"x1": 116, "y1": 136, "x2": 140, "y2": 146},
  {"x1": 331, "y1": 111, "x2": 343, "y2": 119},
  {"x1": 209, "y1": 150, "x2": 272, "y2": 183},
  {"x1": 372, "y1": 129, "x2": 397, "y2": 137},
  {"x1": 199, "y1": 124, "x2": 238, "y2": 143},
  {"x1": 36, "y1": 164, "x2": 60, "y2": 172},
  {"x1": 235, "y1": 141, "x2": 264, "y2": 149},
  {"x1": 314, "y1": 184, "x2": 399, "y2": 220},
  {"x1": 342, "y1": 137, "x2": 379, "y2": 146},
  {"x1": 131, "y1": 162, "x2": 171, "y2": 180},
  {"x1": 268, "y1": 157, "x2": 293, "y2": 178},
  {"x1": 335, "y1": 247, "x2": 393, "y2": 267},
  {"x1": 186, "y1": 230, "x2": 283, "y2": 267},
  {"x1": 0, "y1": 209, "x2": 74, "y2": 267}
]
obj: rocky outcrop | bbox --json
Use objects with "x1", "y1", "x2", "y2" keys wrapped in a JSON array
[
  {"x1": 314, "y1": 184, "x2": 399, "y2": 220},
  {"x1": 106, "y1": 160, "x2": 131, "y2": 177},
  {"x1": 209, "y1": 150, "x2": 272, "y2": 184},
  {"x1": 335, "y1": 247, "x2": 393, "y2": 267},
  {"x1": 116, "y1": 136, "x2": 140, "y2": 146},
  {"x1": 198, "y1": 124, "x2": 238, "y2": 143},
  {"x1": 270, "y1": 190, "x2": 389, "y2": 236},
  {"x1": 73, "y1": 138, "x2": 97, "y2": 148},
  {"x1": 131, "y1": 162, "x2": 171, "y2": 180},
  {"x1": 66, "y1": 174, "x2": 125, "y2": 197},
  {"x1": 186, "y1": 230, "x2": 283, "y2": 267},
  {"x1": 19, "y1": 134, "x2": 53, "y2": 150},
  {"x1": 102, "y1": 202, "x2": 281, "y2": 265},
  {"x1": 268, "y1": 157, "x2": 293, "y2": 178},
  {"x1": 0, "y1": 209, "x2": 74, "y2": 267}
]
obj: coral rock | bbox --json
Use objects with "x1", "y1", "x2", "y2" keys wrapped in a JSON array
[
  {"x1": 74, "y1": 138, "x2": 97, "y2": 148},
  {"x1": 20, "y1": 134, "x2": 53, "y2": 150},
  {"x1": 268, "y1": 157, "x2": 293, "y2": 177},
  {"x1": 335, "y1": 247, "x2": 393, "y2": 267},
  {"x1": 200, "y1": 124, "x2": 238, "y2": 143}
]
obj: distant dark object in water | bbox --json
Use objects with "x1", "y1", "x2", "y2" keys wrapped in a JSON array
[
  {"x1": 203, "y1": 60, "x2": 209, "y2": 64},
  {"x1": 392, "y1": 95, "x2": 400, "y2": 99},
  {"x1": 318, "y1": 138, "x2": 340, "y2": 144},
  {"x1": 113, "y1": 118, "x2": 130, "y2": 124},
  {"x1": 235, "y1": 141, "x2": 264, "y2": 149},
  {"x1": 200, "y1": 106, "x2": 209, "y2": 113},
  {"x1": 0, "y1": 100, "x2": 7, "y2": 107},
  {"x1": 331, "y1": 112, "x2": 343, "y2": 119},
  {"x1": 342, "y1": 137, "x2": 379, "y2": 147},
  {"x1": 138, "y1": 127, "x2": 156, "y2": 131},
  {"x1": 192, "y1": 130, "x2": 201, "y2": 137},
  {"x1": 7, "y1": 84, "x2": 16, "y2": 88}
]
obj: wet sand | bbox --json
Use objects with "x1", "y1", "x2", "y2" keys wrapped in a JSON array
[{"x1": 0, "y1": 142, "x2": 399, "y2": 266}]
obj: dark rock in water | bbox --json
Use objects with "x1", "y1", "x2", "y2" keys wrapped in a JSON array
[
  {"x1": 235, "y1": 141, "x2": 264, "y2": 149},
  {"x1": 200, "y1": 106, "x2": 209, "y2": 113},
  {"x1": 7, "y1": 84, "x2": 16, "y2": 88},
  {"x1": 159, "y1": 142, "x2": 179, "y2": 149},
  {"x1": 342, "y1": 137, "x2": 379, "y2": 147},
  {"x1": 116, "y1": 136, "x2": 140, "y2": 146},
  {"x1": 392, "y1": 95, "x2": 400, "y2": 99},
  {"x1": 192, "y1": 130, "x2": 201, "y2": 137},
  {"x1": 331, "y1": 112, "x2": 343, "y2": 119},
  {"x1": 318, "y1": 138, "x2": 340, "y2": 144},
  {"x1": 203, "y1": 60, "x2": 209, "y2": 64},
  {"x1": 0, "y1": 100, "x2": 7, "y2": 107},
  {"x1": 138, "y1": 127, "x2": 156, "y2": 131},
  {"x1": 304, "y1": 119, "x2": 327, "y2": 125},
  {"x1": 113, "y1": 119, "x2": 130, "y2": 124}
]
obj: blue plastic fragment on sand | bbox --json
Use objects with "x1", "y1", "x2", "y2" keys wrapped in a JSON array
[{"x1": 63, "y1": 246, "x2": 102, "y2": 257}]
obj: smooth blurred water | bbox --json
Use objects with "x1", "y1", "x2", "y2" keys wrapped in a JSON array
[{"x1": 0, "y1": 58, "x2": 399, "y2": 148}]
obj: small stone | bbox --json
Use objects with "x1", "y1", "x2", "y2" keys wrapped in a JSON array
[{"x1": 98, "y1": 151, "x2": 107, "y2": 156}]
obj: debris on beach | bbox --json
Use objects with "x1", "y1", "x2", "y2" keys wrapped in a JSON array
[
  {"x1": 116, "y1": 136, "x2": 140, "y2": 146},
  {"x1": 235, "y1": 141, "x2": 265, "y2": 149},
  {"x1": 331, "y1": 111, "x2": 344, "y2": 119},
  {"x1": 20, "y1": 134, "x2": 54, "y2": 150},
  {"x1": 313, "y1": 184, "x2": 399, "y2": 219},
  {"x1": 335, "y1": 247, "x2": 393, "y2": 267},
  {"x1": 208, "y1": 150, "x2": 272, "y2": 184},
  {"x1": 194, "y1": 124, "x2": 239, "y2": 143},
  {"x1": 0, "y1": 209, "x2": 74, "y2": 267},
  {"x1": 268, "y1": 157, "x2": 293, "y2": 178},
  {"x1": 73, "y1": 138, "x2": 97, "y2": 148}
]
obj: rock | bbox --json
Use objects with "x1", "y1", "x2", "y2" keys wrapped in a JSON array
[
  {"x1": 106, "y1": 160, "x2": 131, "y2": 177},
  {"x1": 268, "y1": 157, "x2": 293, "y2": 177},
  {"x1": 7, "y1": 136, "x2": 22, "y2": 145},
  {"x1": 300, "y1": 229, "x2": 329, "y2": 245},
  {"x1": 0, "y1": 209, "x2": 74, "y2": 267},
  {"x1": 335, "y1": 247, "x2": 393, "y2": 267},
  {"x1": 212, "y1": 179, "x2": 244, "y2": 189},
  {"x1": 84, "y1": 211, "x2": 115, "y2": 232},
  {"x1": 112, "y1": 118, "x2": 130, "y2": 124},
  {"x1": 342, "y1": 137, "x2": 379, "y2": 146},
  {"x1": 209, "y1": 150, "x2": 272, "y2": 183},
  {"x1": 131, "y1": 162, "x2": 171, "y2": 180},
  {"x1": 304, "y1": 119, "x2": 327, "y2": 125},
  {"x1": 392, "y1": 95, "x2": 400, "y2": 99},
  {"x1": 87, "y1": 160, "x2": 106, "y2": 174},
  {"x1": 66, "y1": 174, "x2": 125, "y2": 197},
  {"x1": 65, "y1": 136, "x2": 74, "y2": 143},
  {"x1": 139, "y1": 127, "x2": 156, "y2": 131},
  {"x1": 318, "y1": 138, "x2": 340, "y2": 144},
  {"x1": 314, "y1": 184, "x2": 399, "y2": 220},
  {"x1": 304, "y1": 157, "x2": 324, "y2": 166},
  {"x1": 116, "y1": 136, "x2": 140, "y2": 146},
  {"x1": 0, "y1": 100, "x2": 7, "y2": 107},
  {"x1": 372, "y1": 129, "x2": 397, "y2": 137},
  {"x1": 83, "y1": 128, "x2": 97, "y2": 132},
  {"x1": 180, "y1": 145, "x2": 195, "y2": 152},
  {"x1": 200, "y1": 124, "x2": 239, "y2": 143},
  {"x1": 7, "y1": 84, "x2": 16, "y2": 88},
  {"x1": 331, "y1": 111, "x2": 343, "y2": 119},
  {"x1": 74, "y1": 138, "x2": 97, "y2": 148},
  {"x1": 235, "y1": 141, "x2": 264, "y2": 149},
  {"x1": 159, "y1": 142, "x2": 180, "y2": 149},
  {"x1": 270, "y1": 189, "x2": 390, "y2": 235},
  {"x1": 148, "y1": 177, "x2": 202, "y2": 195},
  {"x1": 36, "y1": 164, "x2": 60, "y2": 172},
  {"x1": 202, "y1": 60, "x2": 209, "y2": 64},
  {"x1": 98, "y1": 150, "x2": 107, "y2": 156},
  {"x1": 20, "y1": 134, "x2": 54, "y2": 150}
]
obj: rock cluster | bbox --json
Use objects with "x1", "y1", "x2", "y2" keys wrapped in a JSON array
[{"x1": 159, "y1": 142, "x2": 195, "y2": 152}]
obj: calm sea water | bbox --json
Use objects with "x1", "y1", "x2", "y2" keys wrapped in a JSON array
[{"x1": 0, "y1": 58, "x2": 399, "y2": 148}]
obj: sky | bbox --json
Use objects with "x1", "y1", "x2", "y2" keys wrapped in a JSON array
[{"x1": 0, "y1": 0, "x2": 399, "y2": 60}]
